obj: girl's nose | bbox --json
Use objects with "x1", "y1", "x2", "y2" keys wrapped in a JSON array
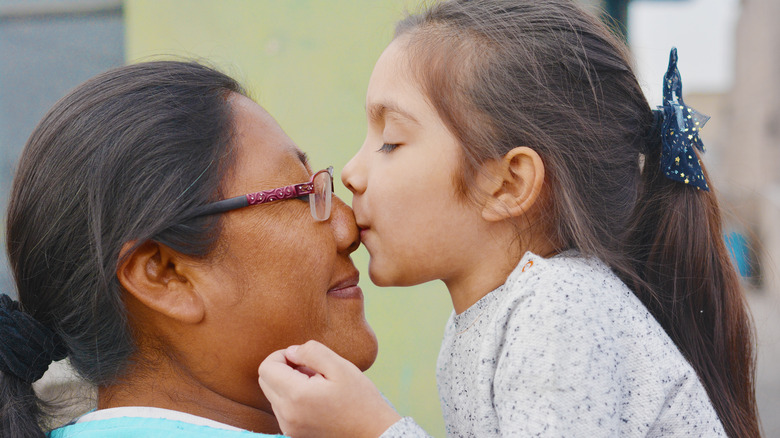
[
  {"x1": 329, "y1": 195, "x2": 360, "y2": 255},
  {"x1": 341, "y1": 151, "x2": 366, "y2": 195}
]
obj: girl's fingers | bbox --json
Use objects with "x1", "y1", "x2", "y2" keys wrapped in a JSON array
[
  {"x1": 257, "y1": 349, "x2": 312, "y2": 399},
  {"x1": 284, "y1": 340, "x2": 359, "y2": 380},
  {"x1": 259, "y1": 342, "x2": 402, "y2": 437}
]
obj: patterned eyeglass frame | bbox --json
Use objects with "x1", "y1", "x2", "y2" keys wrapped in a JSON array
[{"x1": 189, "y1": 166, "x2": 334, "y2": 221}]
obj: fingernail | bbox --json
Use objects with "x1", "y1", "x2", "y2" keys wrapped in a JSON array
[{"x1": 287, "y1": 345, "x2": 299, "y2": 356}]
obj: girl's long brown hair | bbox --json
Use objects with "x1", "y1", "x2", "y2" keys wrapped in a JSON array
[{"x1": 396, "y1": 1, "x2": 760, "y2": 436}]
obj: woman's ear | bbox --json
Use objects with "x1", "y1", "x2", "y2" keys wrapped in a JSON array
[
  {"x1": 117, "y1": 241, "x2": 205, "y2": 325},
  {"x1": 480, "y1": 146, "x2": 545, "y2": 222}
]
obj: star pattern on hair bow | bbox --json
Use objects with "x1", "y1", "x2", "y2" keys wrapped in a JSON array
[{"x1": 657, "y1": 47, "x2": 710, "y2": 191}]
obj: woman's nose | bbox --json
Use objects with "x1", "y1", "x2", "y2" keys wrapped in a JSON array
[
  {"x1": 330, "y1": 195, "x2": 360, "y2": 255},
  {"x1": 341, "y1": 151, "x2": 365, "y2": 195}
]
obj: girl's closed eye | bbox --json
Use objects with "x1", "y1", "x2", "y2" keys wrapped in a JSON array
[{"x1": 377, "y1": 143, "x2": 399, "y2": 153}]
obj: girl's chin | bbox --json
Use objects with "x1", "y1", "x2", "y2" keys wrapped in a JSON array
[
  {"x1": 368, "y1": 263, "x2": 426, "y2": 288},
  {"x1": 367, "y1": 270, "x2": 391, "y2": 287},
  {"x1": 367, "y1": 260, "x2": 396, "y2": 287}
]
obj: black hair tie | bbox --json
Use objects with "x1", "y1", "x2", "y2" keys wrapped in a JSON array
[
  {"x1": 0, "y1": 294, "x2": 67, "y2": 383},
  {"x1": 648, "y1": 109, "x2": 665, "y2": 141}
]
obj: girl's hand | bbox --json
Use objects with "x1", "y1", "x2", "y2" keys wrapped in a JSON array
[{"x1": 258, "y1": 340, "x2": 401, "y2": 438}]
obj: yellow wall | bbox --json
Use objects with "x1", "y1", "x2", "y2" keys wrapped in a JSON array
[{"x1": 125, "y1": 1, "x2": 452, "y2": 435}]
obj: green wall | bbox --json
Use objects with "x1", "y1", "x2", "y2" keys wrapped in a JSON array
[{"x1": 125, "y1": 1, "x2": 452, "y2": 435}]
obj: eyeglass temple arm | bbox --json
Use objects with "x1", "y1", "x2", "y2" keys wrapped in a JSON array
[
  {"x1": 187, "y1": 168, "x2": 329, "y2": 220},
  {"x1": 191, "y1": 183, "x2": 314, "y2": 218},
  {"x1": 189, "y1": 196, "x2": 249, "y2": 218}
]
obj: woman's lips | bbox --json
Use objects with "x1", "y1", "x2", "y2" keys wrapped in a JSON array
[
  {"x1": 327, "y1": 284, "x2": 363, "y2": 299},
  {"x1": 358, "y1": 226, "x2": 369, "y2": 241},
  {"x1": 327, "y1": 274, "x2": 363, "y2": 299}
]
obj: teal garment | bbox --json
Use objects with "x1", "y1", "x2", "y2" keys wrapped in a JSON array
[{"x1": 48, "y1": 416, "x2": 285, "y2": 438}]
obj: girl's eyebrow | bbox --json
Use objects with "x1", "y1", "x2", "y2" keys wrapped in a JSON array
[{"x1": 367, "y1": 102, "x2": 420, "y2": 125}]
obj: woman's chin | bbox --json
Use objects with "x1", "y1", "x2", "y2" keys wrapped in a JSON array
[
  {"x1": 357, "y1": 328, "x2": 379, "y2": 372},
  {"x1": 337, "y1": 325, "x2": 378, "y2": 372}
]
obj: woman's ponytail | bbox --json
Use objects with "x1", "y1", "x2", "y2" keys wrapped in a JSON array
[
  {"x1": 1, "y1": 294, "x2": 67, "y2": 437},
  {"x1": 1, "y1": 373, "x2": 48, "y2": 438}
]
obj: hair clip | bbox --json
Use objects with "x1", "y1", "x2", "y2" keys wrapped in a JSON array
[{"x1": 653, "y1": 47, "x2": 710, "y2": 191}]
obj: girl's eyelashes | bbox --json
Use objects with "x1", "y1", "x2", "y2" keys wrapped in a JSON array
[{"x1": 377, "y1": 143, "x2": 400, "y2": 153}]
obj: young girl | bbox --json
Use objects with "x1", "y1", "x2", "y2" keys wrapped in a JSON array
[{"x1": 257, "y1": 1, "x2": 760, "y2": 437}]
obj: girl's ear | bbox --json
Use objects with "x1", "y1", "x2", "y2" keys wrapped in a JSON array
[
  {"x1": 117, "y1": 241, "x2": 205, "y2": 325},
  {"x1": 480, "y1": 146, "x2": 545, "y2": 222}
]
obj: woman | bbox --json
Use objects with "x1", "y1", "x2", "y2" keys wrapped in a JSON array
[{"x1": 0, "y1": 61, "x2": 378, "y2": 437}]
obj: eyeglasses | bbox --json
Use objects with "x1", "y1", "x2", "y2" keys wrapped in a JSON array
[{"x1": 190, "y1": 166, "x2": 334, "y2": 221}]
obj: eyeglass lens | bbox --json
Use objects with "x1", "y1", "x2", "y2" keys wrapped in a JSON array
[{"x1": 310, "y1": 170, "x2": 332, "y2": 221}]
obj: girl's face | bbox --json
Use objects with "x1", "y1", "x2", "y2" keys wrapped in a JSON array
[{"x1": 342, "y1": 39, "x2": 490, "y2": 289}]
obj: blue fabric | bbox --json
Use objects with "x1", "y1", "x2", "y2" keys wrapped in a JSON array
[
  {"x1": 724, "y1": 231, "x2": 752, "y2": 277},
  {"x1": 655, "y1": 47, "x2": 710, "y2": 191},
  {"x1": 48, "y1": 416, "x2": 285, "y2": 437}
]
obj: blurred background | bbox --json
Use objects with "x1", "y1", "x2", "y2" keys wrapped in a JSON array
[{"x1": 1, "y1": 0, "x2": 778, "y2": 436}]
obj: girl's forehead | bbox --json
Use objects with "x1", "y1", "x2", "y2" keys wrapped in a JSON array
[
  {"x1": 365, "y1": 47, "x2": 436, "y2": 127},
  {"x1": 366, "y1": 101, "x2": 420, "y2": 127},
  {"x1": 366, "y1": 40, "x2": 414, "y2": 95}
]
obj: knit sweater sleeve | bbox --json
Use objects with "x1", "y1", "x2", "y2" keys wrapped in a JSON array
[{"x1": 378, "y1": 417, "x2": 432, "y2": 438}]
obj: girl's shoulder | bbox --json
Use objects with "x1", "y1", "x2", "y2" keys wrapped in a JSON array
[
  {"x1": 502, "y1": 250, "x2": 630, "y2": 307},
  {"x1": 496, "y1": 251, "x2": 676, "y2": 354},
  {"x1": 482, "y1": 252, "x2": 724, "y2": 437}
]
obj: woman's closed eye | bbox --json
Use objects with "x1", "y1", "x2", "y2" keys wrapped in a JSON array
[{"x1": 377, "y1": 143, "x2": 400, "y2": 153}]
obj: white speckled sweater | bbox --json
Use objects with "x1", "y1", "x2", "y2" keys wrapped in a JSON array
[{"x1": 380, "y1": 251, "x2": 725, "y2": 437}]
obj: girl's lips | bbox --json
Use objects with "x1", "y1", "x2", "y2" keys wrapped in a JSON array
[{"x1": 358, "y1": 226, "x2": 370, "y2": 241}]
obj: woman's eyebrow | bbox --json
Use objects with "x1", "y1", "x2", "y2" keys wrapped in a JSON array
[
  {"x1": 295, "y1": 149, "x2": 310, "y2": 166},
  {"x1": 367, "y1": 102, "x2": 419, "y2": 125}
]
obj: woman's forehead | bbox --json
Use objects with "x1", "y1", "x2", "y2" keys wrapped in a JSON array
[{"x1": 226, "y1": 95, "x2": 309, "y2": 193}]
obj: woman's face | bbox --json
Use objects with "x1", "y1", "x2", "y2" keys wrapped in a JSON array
[
  {"x1": 192, "y1": 94, "x2": 377, "y2": 408},
  {"x1": 341, "y1": 38, "x2": 489, "y2": 288}
]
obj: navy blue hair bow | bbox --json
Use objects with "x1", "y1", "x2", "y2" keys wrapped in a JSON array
[{"x1": 653, "y1": 47, "x2": 710, "y2": 191}]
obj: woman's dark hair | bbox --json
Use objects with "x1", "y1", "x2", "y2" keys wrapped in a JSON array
[
  {"x1": 395, "y1": 1, "x2": 759, "y2": 437},
  {"x1": 2, "y1": 61, "x2": 246, "y2": 437}
]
